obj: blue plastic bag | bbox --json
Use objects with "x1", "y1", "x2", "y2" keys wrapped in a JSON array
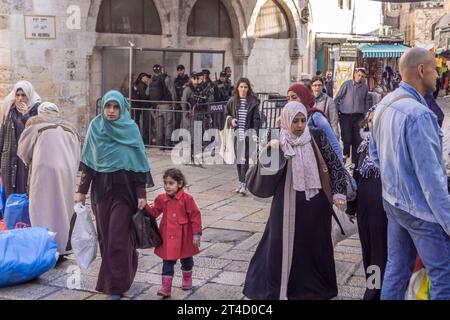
[
  {"x1": 4, "y1": 194, "x2": 30, "y2": 230},
  {"x1": 0, "y1": 227, "x2": 58, "y2": 287}
]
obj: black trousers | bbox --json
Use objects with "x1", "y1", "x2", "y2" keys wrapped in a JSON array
[{"x1": 339, "y1": 113, "x2": 364, "y2": 165}]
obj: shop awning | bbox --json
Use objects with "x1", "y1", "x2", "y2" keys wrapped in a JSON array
[{"x1": 358, "y1": 44, "x2": 410, "y2": 58}]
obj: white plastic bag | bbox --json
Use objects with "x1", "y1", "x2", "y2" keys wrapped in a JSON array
[
  {"x1": 219, "y1": 116, "x2": 236, "y2": 164},
  {"x1": 71, "y1": 203, "x2": 97, "y2": 269},
  {"x1": 331, "y1": 206, "x2": 358, "y2": 247}
]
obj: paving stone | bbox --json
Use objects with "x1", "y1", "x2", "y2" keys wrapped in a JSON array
[
  {"x1": 234, "y1": 233, "x2": 263, "y2": 251},
  {"x1": 334, "y1": 245, "x2": 363, "y2": 255},
  {"x1": 338, "y1": 238, "x2": 362, "y2": 248},
  {"x1": 220, "y1": 250, "x2": 254, "y2": 262},
  {"x1": 223, "y1": 261, "x2": 250, "y2": 273},
  {"x1": 209, "y1": 220, "x2": 265, "y2": 233},
  {"x1": 133, "y1": 285, "x2": 192, "y2": 300},
  {"x1": 194, "y1": 257, "x2": 232, "y2": 269},
  {"x1": 49, "y1": 274, "x2": 98, "y2": 292},
  {"x1": 198, "y1": 243, "x2": 234, "y2": 258},
  {"x1": 347, "y1": 276, "x2": 367, "y2": 288},
  {"x1": 335, "y1": 260, "x2": 357, "y2": 286},
  {"x1": 334, "y1": 252, "x2": 363, "y2": 264},
  {"x1": 201, "y1": 228, "x2": 252, "y2": 244},
  {"x1": 187, "y1": 283, "x2": 243, "y2": 300},
  {"x1": 337, "y1": 285, "x2": 365, "y2": 299},
  {"x1": 40, "y1": 289, "x2": 94, "y2": 300},
  {"x1": 0, "y1": 283, "x2": 60, "y2": 300},
  {"x1": 240, "y1": 210, "x2": 270, "y2": 223},
  {"x1": 137, "y1": 255, "x2": 162, "y2": 272},
  {"x1": 123, "y1": 282, "x2": 151, "y2": 298},
  {"x1": 210, "y1": 271, "x2": 247, "y2": 286}
]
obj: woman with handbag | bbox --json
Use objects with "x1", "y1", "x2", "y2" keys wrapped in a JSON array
[
  {"x1": 225, "y1": 78, "x2": 261, "y2": 195},
  {"x1": 74, "y1": 90, "x2": 153, "y2": 300},
  {"x1": 243, "y1": 101, "x2": 348, "y2": 300}
]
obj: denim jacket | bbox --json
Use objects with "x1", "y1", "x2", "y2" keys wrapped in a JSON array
[{"x1": 369, "y1": 82, "x2": 450, "y2": 235}]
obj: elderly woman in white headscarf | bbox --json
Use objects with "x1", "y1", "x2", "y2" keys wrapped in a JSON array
[
  {"x1": 243, "y1": 101, "x2": 348, "y2": 300},
  {"x1": 0, "y1": 81, "x2": 41, "y2": 198},
  {"x1": 17, "y1": 102, "x2": 81, "y2": 256}
]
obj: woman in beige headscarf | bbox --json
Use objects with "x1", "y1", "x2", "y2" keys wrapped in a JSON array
[
  {"x1": 0, "y1": 81, "x2": 41, "y2": 198},
  {"x1": 18, "y1": 102, "x2": 81, "y2": 256},
  {"x1": 243, "y1": 101, "x2": 348, "y2": 300}
]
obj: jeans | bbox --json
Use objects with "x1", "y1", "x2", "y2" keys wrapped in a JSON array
[
  {"x1": 162, "y1": 257, "x2": 194, "y2": 276},
  {"x1": 381, "y1": 200, "x2": 450, "y2": 300},
  {"x1": 234, "y1": 137, "x2": 250, "y2": 184},
  {"x1": 339, "y1": 113, "x2": 363, "y2": 164}
]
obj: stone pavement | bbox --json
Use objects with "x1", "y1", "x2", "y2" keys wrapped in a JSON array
[{"x1": 0, "y1": 98, "x2": 448, "y2": 301}]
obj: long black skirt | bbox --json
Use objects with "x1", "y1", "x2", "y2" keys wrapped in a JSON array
[
  {"x1": 243, "y1": 189, "x2": 337, "y2": 300},
  {"x1": 356, "y1": 175, "x2": 387, "y2": 300}
]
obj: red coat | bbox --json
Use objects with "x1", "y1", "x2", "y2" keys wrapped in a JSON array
[{"x1": 145, "y1": 188, "x2": 202, "y2": 260}]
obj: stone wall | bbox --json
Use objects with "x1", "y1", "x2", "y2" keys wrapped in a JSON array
[{"x1": 0, "y1": 0, "x2": 308, "y2": 135}]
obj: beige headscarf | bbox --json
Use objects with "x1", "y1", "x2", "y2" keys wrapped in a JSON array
[
  {"x1": 25, "y1": 102, "x2": 80, "y2": 141},
  {"x1": 0, "y1": 81, "x2": 41, "y2": 124},
  {"x1": 280, "y1": 101, "x2": 322, "y2": 200}
]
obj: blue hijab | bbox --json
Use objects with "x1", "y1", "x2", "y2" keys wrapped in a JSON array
[{"x1": 81, "y1": 90, "x2": 150, "y2": 173}]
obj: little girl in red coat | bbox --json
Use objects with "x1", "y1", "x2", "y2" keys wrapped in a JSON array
[{"x1": 145, "y1": 168, "x2": 202, "y2": 298}]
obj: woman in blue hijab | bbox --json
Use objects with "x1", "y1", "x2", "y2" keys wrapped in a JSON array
[{"x1": 75, "y1": 90, "x2": 153, "y2": 300}]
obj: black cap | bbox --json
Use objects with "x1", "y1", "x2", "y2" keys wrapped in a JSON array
[
  {"x1": 220, "y1": 71, "x2": 227, "y2": 77},
  {"x1": 190, "y1": 71, "x2": 202, "y2": 78},
  {"x1": 153, "y1": 64, "x2": 162, "y2": 73},
  {"x1": 201, "y1": 69, "x2": 210, "y2": 76},
  {"x1": 177, "y1": 64, "x2": 185, "y2": 71}
]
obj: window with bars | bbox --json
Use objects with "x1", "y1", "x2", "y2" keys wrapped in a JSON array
[
  {"x1": 187, "y1": 0, "x2": 233, "y2": 38},
  {"x1": 96, "y1": 0, "x2": 162, "y2": 35},
  {"x1": 255, "y1": 0, "x2": 290, "y2": 39}
]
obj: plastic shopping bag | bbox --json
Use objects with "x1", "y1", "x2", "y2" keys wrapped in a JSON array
[
  {"x1": 3, "y1": 193, "x2": 30, "y2": 230},
  {"x1": 69, "y1": 203, "x2": 97, "y2": 269},
  {"x1": 331, "y1": 206, "x2": 358, "y2": 247},
  {"x1": 0, "y1": 227, "x2": 58, "y2": 287},
  {"x1": 405, "y1": 256, "x2": 431, "y2": 300},
  {"x1": 219, "y1": 116, "x2": 236, "y2": 164}
]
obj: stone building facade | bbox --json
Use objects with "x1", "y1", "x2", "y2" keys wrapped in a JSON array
[
  {"x1": 381, "y1": 1, "x2": 445, "y2": 47},
  {"x1": 0, "y1": 0, "x2": 310, "y2": 135}
]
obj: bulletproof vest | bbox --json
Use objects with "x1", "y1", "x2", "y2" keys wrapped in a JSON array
[{"x1": 148, "y1": 74, "x2": 170, "y2": 101}]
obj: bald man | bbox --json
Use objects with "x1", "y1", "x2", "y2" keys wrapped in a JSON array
[{"x1": 369, "y1": 47, "x2": 450, "y2": 300}]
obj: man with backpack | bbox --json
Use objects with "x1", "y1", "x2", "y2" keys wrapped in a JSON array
[{"x1": 147, "y1": 64, "x2": 176, "y2": 148}]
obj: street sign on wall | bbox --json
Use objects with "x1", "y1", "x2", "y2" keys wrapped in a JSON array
[
  {"x1": 24, "y1": 15, "x2": 56, "y2": 39},
  {"x1": 340, "y1": 43, "x2": 358, "y2": 58}
]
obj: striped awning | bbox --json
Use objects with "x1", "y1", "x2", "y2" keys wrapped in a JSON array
[{"x1": 358, "y1": 44, "x2": 410, "y2": 58}]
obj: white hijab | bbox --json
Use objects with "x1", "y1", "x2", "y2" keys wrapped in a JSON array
[
  {"x1": 280, "y1": 101, "x2": 322, "y2": 200},
  {"x1": 38, "y1": 102, "x2": 60, "y2": 117},
  {"x1": 1, "y1": 81, "x2": 41, "y2": 124}
]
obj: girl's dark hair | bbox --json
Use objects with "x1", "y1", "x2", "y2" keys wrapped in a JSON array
[
  {"x1": 135, "y1": 72, "x2": 150, "y2": 85},
  {"x1": 163, "y1": 168, "x2": 187, "y2": 188},
  {"x1": 233, "y1": 77, "x2": 255, "y2": 99},
  {"x1": 311, "y1": 76, "x2": 324, "y2": 86}
]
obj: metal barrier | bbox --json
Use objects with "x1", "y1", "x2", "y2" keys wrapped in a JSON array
[{"x1": 260, "y1": 98, "x2": 287, "y2": 129}]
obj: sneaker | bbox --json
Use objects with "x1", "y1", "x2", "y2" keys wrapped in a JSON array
[{"x1": 239, "y1": 186, "x2": 247, "y2": 196}]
